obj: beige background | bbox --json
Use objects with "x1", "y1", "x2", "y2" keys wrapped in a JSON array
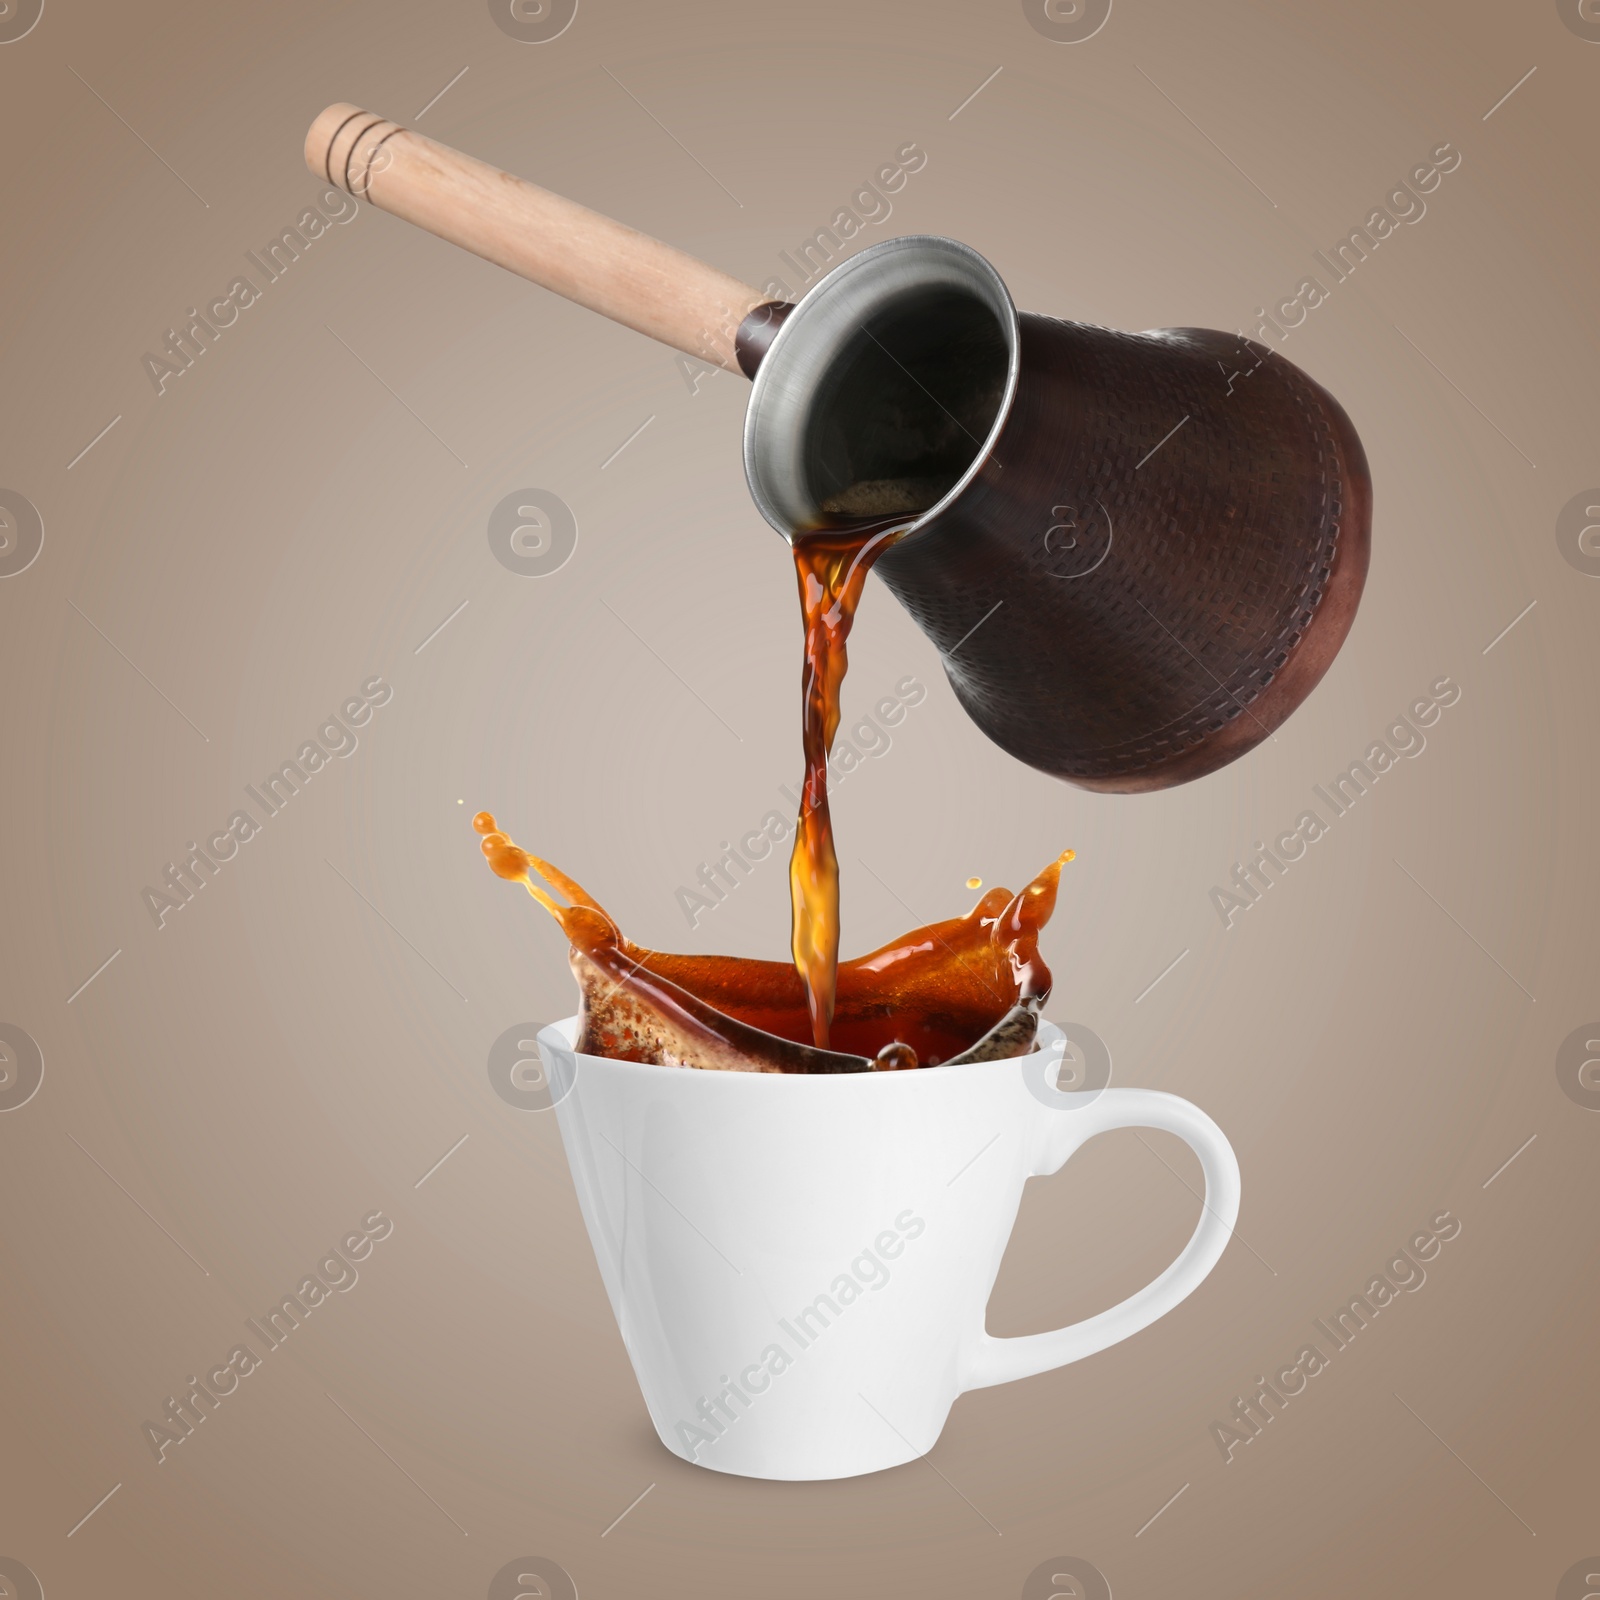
[{"x1": 2, "y1": 0, "x2": 1598, "y2": 1595}]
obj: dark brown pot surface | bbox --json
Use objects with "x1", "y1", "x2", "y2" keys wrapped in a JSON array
[{"x1": 873, "y1": 317, "x2": 1372, "y2": 792}]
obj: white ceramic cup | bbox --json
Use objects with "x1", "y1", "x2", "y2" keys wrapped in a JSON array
[{"x1": 538, "y1": 1017, "x2": 1240, "y2": 1481}]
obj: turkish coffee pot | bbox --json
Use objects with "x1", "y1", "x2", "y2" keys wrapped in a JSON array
[{"x1": 308, "y1": 105, "x2": 1371, "y2": 791}]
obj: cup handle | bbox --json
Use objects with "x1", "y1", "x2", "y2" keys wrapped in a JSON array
[{"x1": 960, "y1": 1088, "x2": 1241, "y2": 1392}]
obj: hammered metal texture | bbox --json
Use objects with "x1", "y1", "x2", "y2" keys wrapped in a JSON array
[{"x1": 873, "y1": 315, "x2": 1372, "y2": 791}]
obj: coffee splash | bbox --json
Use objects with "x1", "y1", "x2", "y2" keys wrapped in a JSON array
[
  {"x1": 475, "y1": 810, "x2": 1073, "y2": 1074},
  {"x1": 472, "y1": 478, "x2": 1074, "y2": 1074}
]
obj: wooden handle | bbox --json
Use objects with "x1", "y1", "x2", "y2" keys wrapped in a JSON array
[{"x1": 306, "y1": 103, "x2": 768, "y2": 371}]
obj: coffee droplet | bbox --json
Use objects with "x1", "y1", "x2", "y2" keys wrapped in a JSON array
[
  {"x1": 874, "y1": 1041, "x2": 919, "y2": 1072},
  {"x1": 966, "y1": 876, "x2": 982, "y2": 890},
  {"x1": 471, "y1": 811, "x2": 535, "y2": 883}
]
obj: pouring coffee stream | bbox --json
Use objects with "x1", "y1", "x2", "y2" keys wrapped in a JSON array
[
  {"x1": 306, "y1": 104, "x2": 1373, "y2": 1066},
  {"x1": 786, "y1": 516, "x2": 908, "y2": 1048}
]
